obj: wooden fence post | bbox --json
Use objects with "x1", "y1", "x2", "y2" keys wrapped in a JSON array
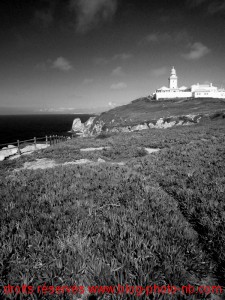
[
  {"x1": 46, "y1": 135, "x2": 48, "y2": 145},
  {"x1": 17, "y1": 140, "x2": 21, "y2": 155},
  {"x1": 34, "y1": 137, "x2": 37, "y2": 149}
]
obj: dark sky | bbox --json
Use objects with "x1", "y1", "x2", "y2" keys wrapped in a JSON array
[{"x1": 0, "y1": 0, "x2": 225, "y2": 113}]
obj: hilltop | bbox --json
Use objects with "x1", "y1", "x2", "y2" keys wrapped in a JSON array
[{"x1": 82, "y1": 97, "x2": 225, "y2": 135}]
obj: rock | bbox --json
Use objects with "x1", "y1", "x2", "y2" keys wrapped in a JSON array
[
  {"x1": 185, "y1": 114, "x2": 197, "y2": 120},
  {"x1": 111, "y1": 126, "x2": 130, "y2": 133},
  {"x1": 176, "y1": 120, "x2": 183, "y2": 126},
  {"x1": 80, "y1": 147, "x2": 110, "y2": 152},
  {"x1": 83, "y1": 117, "x2": 96, "y2": 136},
  {"x1": 63, "y1": 159, "x2": 92, "y2": 165},
  {"x1": 111, "y1": 127, "x2": 122, "y2": 133},
  {"x1": 20, "y1": 144, "x2": 49, "y2": 154},
  {"x1": 145, "y1": 148, "x2": 160, "y2": 154},
  {"x1": 97, "y1": 158, "x2": 106, "y2": 163},
  {"x1": 84, "y1": 116, "x2": 96, "y2": 127},
  {"x1": 131, "y1": 123, "x2": 148, "y2": 131},
  {"x1": 72, "y1": 118, "x2": 84, "y2": 132},
  {"x1": 90, "y1": 120, "x2": 105, "y2": 135},
  {"x1": 149, "y1": 119, "x2": 176, "y2": 129},
  {"x1": 163, "y1": 121, "x2": 176, "y2": 128},
  {"x1": 76, "y1": 112, "x2": 204, "y2": 136},
  {"x1": 0, "y1": 147, "x2": 18, "y2": 158},
  {"x1": 0, "y1": 155, "x2": 5, "y2": 161},
  {"x1": 148, "y1": 123, "x2": 156, "y2": 129}
]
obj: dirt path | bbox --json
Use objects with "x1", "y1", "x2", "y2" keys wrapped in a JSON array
[{"x1": 14, "y1": 158, "x2": 125, "y2": 171}]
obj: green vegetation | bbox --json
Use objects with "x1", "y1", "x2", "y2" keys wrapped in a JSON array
[
  {"x1": 91, "y1": 97, "x2": 225, "y2": 128},
  {"x1": 0, "y1": 118, "x2": 225, "y2": 299}
]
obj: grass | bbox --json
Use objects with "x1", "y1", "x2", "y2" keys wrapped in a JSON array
[
  {"x1": 90, "y1": 97, "x2": 225, "y2": 128},
  {"x1": 0, "y1": 118, "x2": 225, "y2": 299}
]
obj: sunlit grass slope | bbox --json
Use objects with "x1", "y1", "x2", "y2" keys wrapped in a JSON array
[{"x1": 0, "y1": 118, "x2": 225, "y2": 299}]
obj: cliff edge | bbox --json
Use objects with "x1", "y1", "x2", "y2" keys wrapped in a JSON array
[{"x1": 72, "y1": 97, "x2": 225, "y2": 136}]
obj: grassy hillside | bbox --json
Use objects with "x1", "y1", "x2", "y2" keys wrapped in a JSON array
[
  {"x1": 93, "y1": 98, "x2": 225, "y2": 128},
  {"x1": 0, "y1": 118, "x2": 225, "y2": 299}
]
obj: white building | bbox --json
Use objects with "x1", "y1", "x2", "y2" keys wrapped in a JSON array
[{"x1": 154, "y1": 67, "x2": 225, "y2": 100}]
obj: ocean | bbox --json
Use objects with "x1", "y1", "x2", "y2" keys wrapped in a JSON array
[{"x1": 0, "y1": 114, "x2": 94, "y2": 146}]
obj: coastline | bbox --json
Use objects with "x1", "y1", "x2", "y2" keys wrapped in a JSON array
[{"x1": 0, "y1": 114, "x2": 93, "y2": 145}]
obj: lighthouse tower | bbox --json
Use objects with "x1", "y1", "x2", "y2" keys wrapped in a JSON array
[{"x1": 168, "y1": 66, "x2": 178, "y2": 89}]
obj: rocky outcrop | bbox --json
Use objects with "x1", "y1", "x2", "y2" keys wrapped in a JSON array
[
  {"x1": 80, "y1": 114, "x2": 202, "y2": 136},
  {"x1": 88, "y1": 120, "x2": 105, "y2": 136},
  {"x1": 0, "y1": 145, "x2": 18, "y2": 161},
  {"x1": 148, "y1": 118, "x2": 194, "y2": 129},
  {"x1": 71, "y1": 117, "x2": 97, "y2": 136},
  {"x1": 83, "y1": 117, "x2": 96, "y2": 136},
  {"x1": 131, "y1": 123, "x2": 149, "y2": 131},
  {"x1": 72, "y1": 110, "x2": 224, "y2": 137},
  {"x1": 72, "y1": 118, "x2": 84, "y2": 133},
  {"x1": 0, "y1": 144, "x2": 49, "y2": 161}
]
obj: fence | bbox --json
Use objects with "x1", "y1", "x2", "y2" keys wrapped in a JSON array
[{"x1": 0, "y1": 134, "x2": 73, "y2": 156}]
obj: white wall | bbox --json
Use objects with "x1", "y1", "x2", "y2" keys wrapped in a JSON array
[
  {"x1": 169, "y1": 79, "x2": 177, "y2": 89},
  {"x1": 156, "y1": 91, "x2": 192, "y2": 100},
  {"x1": 194, "y1": 91, "x2": 225, "y2": 98}
]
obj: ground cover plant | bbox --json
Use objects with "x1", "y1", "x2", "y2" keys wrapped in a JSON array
[
  {"x1": 0, "y1": 118, "x2": 225, "y2": 299},
  {"x1": 0, "y1": 165, "x2": 217, "y2": 299},
  {"x1": 90, "y1": 97, "x2": 225, "y2": 128}
]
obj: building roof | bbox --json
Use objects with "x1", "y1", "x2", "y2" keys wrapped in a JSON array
[{"x1": 191, "y1": 83, "x2": 216, "y2": 88}]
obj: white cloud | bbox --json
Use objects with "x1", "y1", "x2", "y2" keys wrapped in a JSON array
[
  {"x1": 110, "y1": 82, "x2": 127, "y2": 90},
  {"x1": 94, "y1": 53, "x2": 133, "y2": 66},
  {"x1": 108, "y1": 101, "x2": 117, "y2": 107},
  {"x1": 145, "y1": 33, "x2": 160, "y2": 43},
  {"x1": 111, "y1": 66, "x2": 124, "y2": 76},
  {"x1": 143, "y1": 33, "x2": 171, "y2": 43},
  {"x1": 93, "y1": 57, "x2": 109, "y2": 65},
  {"x1": 70, "y1": 0, "x2": 118, "y2": 33},
  {"x1": 35, "y1": 62, "x2": 47, "y2": 71},
  {"x1": 83, "y1": 78, "x2": 93, "y2": 84},
  {"x1": 208, "y1": 0, "x2": 225, "y2": 14},
  {"x1": 151, "y1": 67, "x2": 168, "y2": 77},
  {"x1": 182, "y1": 42, "x2": 211, "y2": 60},
  {"x1": 112, "y1": 53, "x2": 133, "y2": 60},
  {"x1": 186, "y1": 0, "x2": 225, "y2": 14},
  {"x1": 52, "y1": 57, "x2": 73, "y2": 71},
  {"x1": 142, "y1": 31, "x2": 191, "y2": 46}
]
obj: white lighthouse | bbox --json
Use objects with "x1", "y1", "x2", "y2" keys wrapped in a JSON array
[
  {"x1": 168, "y1": 66, "x2": 178, "y2": 89},
  {"x1": 153, "y1": 66, "x2": 225, "y2": 100}
]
